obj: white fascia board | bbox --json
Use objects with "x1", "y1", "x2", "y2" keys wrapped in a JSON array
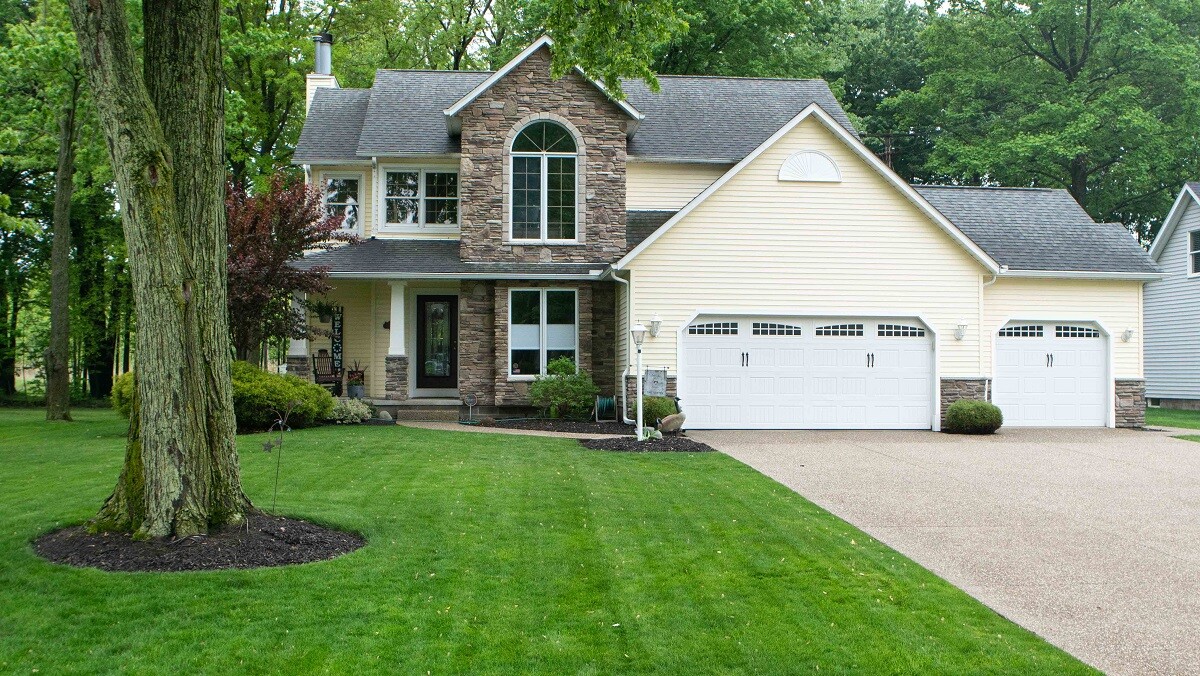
[
  {"x1": 326, "y1": 271, "x2": 607, "y2": 281},
  {"x1": 1000, "y1": 269, "x2": 1164, "y2": 281},
  {"x1": 1148, "y1": 184, "x2": 1200, "y2": 261},
  {"x1": 615, "y1": 103, "x2": 1001, "y2": 273},
  {"x1": 442, "y1": 36, "x2": 642, "y2": 128}
]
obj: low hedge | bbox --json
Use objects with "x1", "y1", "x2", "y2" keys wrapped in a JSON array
[
  {"x1": 641, "y1": 396, "x2": 678, "y2": 423},
  {"x1": 944, "y1": 399, "x2": 1004, "y2": 435},
  {"x1": 113, "y1": 363, "x2": 335, "y2": 433}
]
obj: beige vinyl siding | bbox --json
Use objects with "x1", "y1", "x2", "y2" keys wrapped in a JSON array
[
  {"x1": 309, "y1": 280, "x2": 384, "y2": 397},
  {"x1": 1145, "y1": 198, "x2": 1200, "y2": 398},
  {"x1": 625, "y1": 115, "x2": 987, "y2": 375},
  {"x1": 984, "y1": 278, "x2": 1144, "y2": 378},
  {"x1": 626, "y1": 161, "x2": 730, "y2": 211},
  {"x1": 313, "y1": 165, "x2": 374, "y2": 237},
  {"x1": 615, "y1": 276, "x2": 629, "y2": 390}
]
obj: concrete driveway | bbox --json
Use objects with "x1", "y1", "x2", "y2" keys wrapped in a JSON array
[{"x1": 691, "y1": 428, "x2": 1200, "y2": 675}]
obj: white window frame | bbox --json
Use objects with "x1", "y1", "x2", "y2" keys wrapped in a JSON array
[
  {"x1": 507, "y1": 288, "x2": 579, "y2": 380},
  {"x1": 377, "y1": 164, "x2": 460, "y2": 234},
  {"x1": 1189, "y1": 230, "x2": 1200, "y2": 277},
  {"x1": 319, "y1": 171, "x2": 365, "y2": 236},
  {"x1": 508, "y1": 124, "x2": 580, "y2": 244}
]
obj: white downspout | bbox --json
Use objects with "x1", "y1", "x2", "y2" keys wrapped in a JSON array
[
  {"x1": 612, "y1": 270, "x2": 636, "y2": 424},
  {"x1": 981, "y1": 268, "x2": 1003, "y2": 401}
]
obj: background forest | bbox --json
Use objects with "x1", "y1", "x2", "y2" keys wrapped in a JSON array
[{"x1": 2, "y1": 0, "x2": 1198, "y2": 402}]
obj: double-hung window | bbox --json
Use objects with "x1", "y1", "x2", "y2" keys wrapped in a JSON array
[
  {"x1": 322, "y1": 175, "x2": 361, "y2": 232},
  {"x1": 383, "y1": 169, "x2": 459, "y2": 230},
  {"x1": 509, "y1": 289, "x2": 577, "y2": 376},
  {"x1": 1190, "y1": 230, "x2": 1200, "y2": 276},
  {"x1": 510, "y1": 121, "x2": 577, "y2": 242}
]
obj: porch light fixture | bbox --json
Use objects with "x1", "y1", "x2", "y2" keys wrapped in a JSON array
[
  {"x1": 632, "y1": 323, "x2": 648, "y2": 441},
  {"x1": 649, "y1": 313, "x2": 663, "y2": 338},
  {"x1": 954, "y1": 320, "x2": 968, "y2": 341},
  {"x1": 1123, "y1": 328, "x2": 1135, "y2": 342}
]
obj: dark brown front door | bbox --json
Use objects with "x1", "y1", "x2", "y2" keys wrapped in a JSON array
[{"x1": 416, "y1": 295, "x2": 458, "y2": 389}]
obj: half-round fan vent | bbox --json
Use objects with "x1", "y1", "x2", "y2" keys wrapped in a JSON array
[{"x1": 778, "y1": 151, "x2": 841, "y2": 183}]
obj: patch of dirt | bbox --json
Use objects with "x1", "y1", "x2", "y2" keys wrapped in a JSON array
[
  {"x1": 490, "y1": 418, "x2": 634, "y2": 435},
  {"x1": 580, "y1": 435, "x2": 715, "y2": 453},
  {"x1": 34, "y1": 512, "x2": 364, "y2": 573}
]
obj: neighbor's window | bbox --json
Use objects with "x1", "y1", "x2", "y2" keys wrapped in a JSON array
[
  {"x1": 384, "y1": 169, "x2": 458, "y2": 228},
  {"x1": 323, "y1": 176, "x2": 360, "y2": 231},
  {"x1": 511, "y1": 121, "x2": 577, "y2": 241},
  {"x1": 509, "y1": 289, "x2": 577, "y2": 376},
  {"x1": 1190, "y1": 230, "x2": 1200, "y2": 275}
]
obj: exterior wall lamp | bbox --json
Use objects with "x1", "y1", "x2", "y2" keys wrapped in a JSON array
[
  {"x1": 954, "y1": 320, "x2": 968, "y2": 341},
  {"x1": 649, "y1": 313, "x2": 662, "y2": 338},
  {"x1": 1123, "y1": 328, "x2": 1135, "y2": 342}
]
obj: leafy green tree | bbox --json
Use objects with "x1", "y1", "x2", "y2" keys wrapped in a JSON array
[{"x1": 887, "y1": 0, "x2": 1200, "y2": 238}]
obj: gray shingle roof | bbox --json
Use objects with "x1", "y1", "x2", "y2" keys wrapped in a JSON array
[
  {"x1": 914, "y1": 186, "x2": 1159, "y2": 274},
  {"x1": 623, "y1": 76, "x2": 857, "y2": 161},
  {"x1": 293, "y1": 89, "x2": 370, "y2": 163},
  {"x1": 293, "y1": 71, "x2": 857, "y2": 163},
  {"x1": 627, "y1": 210, "x2": 675, "y2": 250},
  {"x1": 292, "y1": 238, "x2": 604, "y2": 277}
]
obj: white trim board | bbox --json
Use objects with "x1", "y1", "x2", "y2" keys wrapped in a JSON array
[
  {"x1": 1149, "y1": 183, "x2": 1200, "y2": 261},
  {"x1": 614, "y1": 103, "x2": 1001, "y2": 274}
]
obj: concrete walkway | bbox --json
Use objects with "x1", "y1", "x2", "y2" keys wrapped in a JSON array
[
  {"x1": 397, "y1": 420, "x2": 622, "y2": 440},
  {"x1": 692, "y1": 428, "x2": 1200, "y2": 675}
]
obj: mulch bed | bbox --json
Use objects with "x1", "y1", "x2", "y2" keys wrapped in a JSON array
[
  {"x1": 34, "y1": 512, "x2": 364, "y2": 573},
  {"x1": 580, "y1": 436, "x2": 715, "y2": 453},
  {"x1": 490, "y1": 418, "x2": 635, "y2": 435}
]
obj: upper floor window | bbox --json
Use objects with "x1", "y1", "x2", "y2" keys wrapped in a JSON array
[
  {"x1": 322, "y1": 175, "x2": 360, "y2": 232},
  {"x1": 383, "y1": 168, "x2": 459, "y2": 230},
  {"x1": 1190, "y1": 230, "x2": 1200, "y2": 276},
  {"x1": 511, "y1": 121, "x2": 577, "y2": 242}
]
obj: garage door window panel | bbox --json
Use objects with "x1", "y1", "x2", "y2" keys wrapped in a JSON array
[
  {"x1": 753, "y1": 322, "x2": 802, "y2": 336},
  {"x1": 878, "y1": 324, "x2": 925, "y2": 337},
  {"x1": 816, "y1": 323, "x2": 864, "y2": 337},
  {"x1": 689, "y1": 322, "x2": 739, "y2": 335},
  {"x1": 1056, "y1": 325, "x2": 1100, "y2": 338}
]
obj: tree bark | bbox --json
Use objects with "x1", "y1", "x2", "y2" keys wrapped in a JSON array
[
  {"x1": 68, "y1": 0, "x2": 249, "y2": 539},
  {"x1": 45, "y1": 79, "x2": 80, "y2": 421}
]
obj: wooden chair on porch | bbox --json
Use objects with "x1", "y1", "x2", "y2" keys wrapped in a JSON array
[{"x1": 311, "y1": 352, "x2": 343, "y2": 396}]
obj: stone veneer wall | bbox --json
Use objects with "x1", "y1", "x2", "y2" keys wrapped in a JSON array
[
  {"x1": 384, "y1": 356, "x2": 409, "y2": 401},
  {"x1": 1115, "y1": 379, "x2": 1146, "y2": 428},
  {"x1": 590, "y1": 283, "x2": 616, "y2": 396},
  {"x1": 285, "y1": 355, "x2": 310, "y2": 380},
  {"x1": 624, "y1": 375, "x2": 678, "y2": 420},
  {"x1": 458, "y1": 281, "x2": 497, "y2": 406},
  {"x1": 939, "y1": 378, "x2": 991, "y2": 426},
  {"x1": 457, "y1": 45, "x2": 628, "y2": 264}
]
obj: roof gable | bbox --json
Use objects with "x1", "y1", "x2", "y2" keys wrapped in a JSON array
[
  {"x1": 615, "y1": 103, "x2": 999, "y2": 272},
  {"x1": 1149, "y1": 183, "x2": 1200, "y2": 262}
]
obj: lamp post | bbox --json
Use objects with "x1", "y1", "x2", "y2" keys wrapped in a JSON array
[{"x1": 631, "y1": 322, "x2": 647, "y2": 441}]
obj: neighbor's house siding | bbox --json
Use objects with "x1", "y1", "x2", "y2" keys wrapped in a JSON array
[
  {"x1": 983, "y1": 278, "x2": 1145, "y2": 379},
  {"x1": 312, "y1": 164, "x2": 375, "y2": 238},
  {"x1": 626, "y1": 161, "x2": 729, "y2": 211},
  {"x1": 1145, "y1": 198, "x2": 1200, "y2": 399},
  {"x1": 623, "y1": 115, "x2": 987, "y2": 376}
]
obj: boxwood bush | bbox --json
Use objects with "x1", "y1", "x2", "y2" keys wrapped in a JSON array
[
  {"x1": 641, "y1": 396, "x2": 678, "y2": 423},
  {"x1": 944, "y1": 399, "x2": 1004, "y2": 435},
  {"x1": 529, "y1": 357, "x2": 600, "y2": 419}
]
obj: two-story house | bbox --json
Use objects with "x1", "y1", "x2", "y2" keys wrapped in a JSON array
[
  {"x1": 1145, "y1": 183, "x2": 1200, "y2": 409},
  {"x1": 290, "y1": 35, "x2": 1160, "y2": 430}
]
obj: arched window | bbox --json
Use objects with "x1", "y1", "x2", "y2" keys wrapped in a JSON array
[{"x1": 511, "y1": 120, "x2": 577, "y2": 241}]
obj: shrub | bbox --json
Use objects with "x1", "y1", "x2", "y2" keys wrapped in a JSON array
[
  {"x1": 112, "y1": 371, "x2": 135, "y2": 419},
  {"x1": 641, "y1": 396, "x2": 678, "y2": 423},
  {"x1": 231, "y1": 361, "x2": 335, "y2": 433},
  {"x1": 328, "y1": 398, "x2": 372, "y2": 424},
  {"x1": 944, "y1": 399, "x2": 1004, "y2": 434},
  {"x1": 529, "y1": 357, "x2": 600, "y2": 419}
]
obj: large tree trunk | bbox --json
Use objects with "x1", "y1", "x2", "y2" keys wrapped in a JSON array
[
  {"x1": 68, "y1": 0, "x2": 249, "y2": 539},
  {"x1": 45, "y1": 81, "x2": 79, "y2": 421}
]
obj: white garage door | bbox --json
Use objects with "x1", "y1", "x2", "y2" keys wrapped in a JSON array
[
  {"x1": 993, "y1": 323, "x2": 1108, "y2": 427},
  {"x1": 680, "y1": 317, "x2": 934, "y2": 429}
]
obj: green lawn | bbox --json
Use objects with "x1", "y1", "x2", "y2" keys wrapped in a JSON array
[
  {"x1": 1146, "y1": 407, "x2": 1200, "y2": 430},
  {"x1": 0, "y1": 410, "x2": 1090, "y2": 674}
]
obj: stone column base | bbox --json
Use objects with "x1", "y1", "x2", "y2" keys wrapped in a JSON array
[
  {"x1": 624, "y1": 374, "x2": 678, "y2": 419},
  {"x1": 385, "y1": 355, "x2": 410, "y2": 401},
  {"x1": 285, "y1": 355, "x2": 310, "y2": 380},
  {"x1": 940, "y1": 378, "x2": 991, "y2": 426},
  {"x1": 1115, "y1": 379, "x2": 1146, "y2": 428}
]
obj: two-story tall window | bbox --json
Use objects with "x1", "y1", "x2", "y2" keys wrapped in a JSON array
[
  {"x1": 511, "y1": 121, "x2": 577, "y2": 242},
  {"x1": 1190, "y1": 230, "x2": 1200, "y2": 275},
  {"x1": 383, "y1": 169, "x2": 459, "y2": 229},
  {"x1": 322, "y1": 175, "x2": 360, "y2": 232}
]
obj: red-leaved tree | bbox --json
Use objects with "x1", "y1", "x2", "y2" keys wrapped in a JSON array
[{"x1": 226, "y1": 176, "x2": 355, "y2": 362}]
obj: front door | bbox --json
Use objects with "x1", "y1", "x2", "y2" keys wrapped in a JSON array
[{"x1": 416, "y1": 295, "x2": 458, "y2": 389}]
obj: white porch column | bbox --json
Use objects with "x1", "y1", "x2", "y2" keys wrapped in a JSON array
[{"x1": 388, "y1": 281, "x2": 407, "y2": 355}]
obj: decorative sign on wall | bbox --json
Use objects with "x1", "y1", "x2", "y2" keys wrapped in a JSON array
[
  {"x1": 644, "y1": 368, "x2": 667, "y2": 397},
  {"x1": 331, "y1": 306, "x2": 344, "y2": 372}
]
